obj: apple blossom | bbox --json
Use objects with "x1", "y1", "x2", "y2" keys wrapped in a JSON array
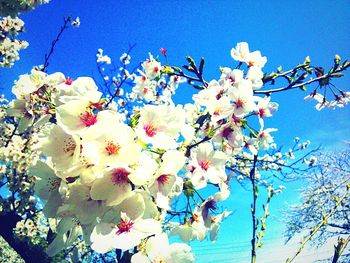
[
  {"x1": 91, "y1": 212, "x2": 162, "y2": 253},
  {"x1": 187, "y1": 142, "x2": 227, "y2": 189},
  {"x1": 135, "y1": 104, "x2": 185, "y2": 150}
]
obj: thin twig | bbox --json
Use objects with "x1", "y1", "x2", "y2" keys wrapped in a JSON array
[
  {"x1": 42, "y1": 17, "x2": 71, "y2": 72},
  {"x1": 250, "y1": 154, "x2": 258, "y2": 263}
]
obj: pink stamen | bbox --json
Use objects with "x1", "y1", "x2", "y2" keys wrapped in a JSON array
[
  {"x1": 65, "y1": 77, "x2": 73, "y2": 85},
  {"x1": 111, "y1": 168, "x2": 130, "y2": 185},
  {"x1": 143, "y1": 124, "x2": 157, "y2": 137},
  {"x1": 105, "y1": 142, "x2": 120, "y2": 156},
  {"x1": 257, "y1": 108, "x2": 266, "y2": 117},
  {"x1": 229, "y1": 76, "x2": 236, "y2": 83},
  {"x1": 235, "y1": 99, "x2": 244, "y2": 108},
  {"x1": 116, "y1": 218, "x2": 133, "y2": 235},
  {"x1": 222, "y1": 127, "x2": 233, "y2": 139},
  {"x1": 199, "y1": 160, "x2": 210, "y2": 171},
  {"x1": 157, "y1": 174, "x2": 171, "y2": 185},
  {"x1": 80, "y1": 112, "x2": 97, "y2": 127},
  {"x1": 160, "y1": 48, "x2": 167, "y2": 55}
]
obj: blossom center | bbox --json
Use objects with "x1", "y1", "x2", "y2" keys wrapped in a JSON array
[
  {"x1": 202, "y1": 199, "x2": 217, "y2": 220},
  {"x1": 105, "y1": 141, "x2": 120, "y2": 156},
  {"x1": 63, "y1": 138, "x2": 76, "y2": 155},
  {"x1": 216, "y1": 90, "x2": 224, "y2": 100},
  {"x1": 205, "y1": 199, "x2": 217, "y2": 211},
  {"x1": 259, "y1": 132, "x2": 266, "y2": 139},
  {"x1": 80, "y1": 112, "x2": 97, "y2": 127},
  {"x1": 258, "y1": 108, "x2": 266, "y2": 117},
  {"x1": 199, "y1": 160, "x2": 211, "y2": 171},
  {"x1": 222, "y1": 127, "x2": 233, "y2": 139},
  {"x1": 116, "y1": 218, "x2": 133, "y2": 235},
  {"x1": 157, "y1": 174, "x2": 171, "y2": 185},
  {"x1": 111, "y1": 168, "x2": 130, "y2": 185},
  {"x1": 213, "y1": 110, "x2": 220, "y2": 116},
  {"x1": 143, "y1": 123, "x2": 157, "y2": 137},
  {"x1": 65, "y1": 77, "x2": 73, "y2": 85},
  {"x1": 235, "y1": 99, "x2": 244, "y2": 108},
  {"x1": 229, "y1": 76, "x2": 236, "y2": 84}
]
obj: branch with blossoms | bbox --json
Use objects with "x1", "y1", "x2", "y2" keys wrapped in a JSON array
[
  {"x1": 167, "y1": 56, "x2": 208, "y2": 89},
  {"x1": 0, "y1": 97, "x2": 52, "y2": 262},
  {"x1": 0, "y1": 1, "x2": 52, "y2": 69},
  {"x1": 41, "y1": 16, "x2": 80, "y2": 72},
  {"x1": 257, "y1": 55, "x2": 350, "y2": 110},
  {"x1": 1, "y1": 38, "x2": 350, "y2": 263},
  {"x1": 0, "y1": 16, "x2": 28, "y2": 68},
  {"x1": 94, "y1": 44, "x2": 140, "y2": 109},
  {"x1": 0, "y1": 0, "x2": 50, "y2": 17}
]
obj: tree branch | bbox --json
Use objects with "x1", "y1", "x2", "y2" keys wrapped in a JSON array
[
  {"x1": 250, "y1": 154, "x2": 258, "y2": 263},
  {"x1": 0, "y1": 212, "x2": 51, "y2": 263},
  {"x1": 42, "y1": 17, "x2": 71, "y2": 72}
]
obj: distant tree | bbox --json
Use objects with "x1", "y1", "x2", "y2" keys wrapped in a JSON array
[{"x1": 284, "y1": 145, "x2": 350, "y2": 263}]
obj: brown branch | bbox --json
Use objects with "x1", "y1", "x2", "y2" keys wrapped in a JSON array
[
  {"x1": 0, "y1": 212, "x2": 51, "y2": 263},
  {"x1": 255, "y1": 65, "x2": 349, "y2": 95},
  {"x1": 105, "y1": 44, "x2": 137, "y2": 107},
  {"x1": 332, "y1": 236, "x2": 350, "y2": 263},
  {"x1": 42, "y1": 17, "x2": 71, "y2": 72},
  {"x1": 250, "y1": 154, "x2": 258, "y2": 263}
]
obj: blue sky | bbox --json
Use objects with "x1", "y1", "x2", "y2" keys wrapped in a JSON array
[{"x1": 1, "y1": 1, "x2": 350, "y2": 262}]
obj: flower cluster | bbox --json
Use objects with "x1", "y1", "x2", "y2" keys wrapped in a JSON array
[
  {"x1": 0, "y1": 0, "x2": 50, "y2": 17},
  {"x1": 304, "y1": 89, "x2": 350, "y2": 110},
  {"x1": 2, "y1": 42, "x2": 338, "y2": 262},
  {"x1": 128, "y1": 53, "x2": 186, "y2": 104},
  {"x1": 0, "y1": 16, "x2": 28, "y2": 68},
  {"x1": 96, "y1": 48, "x2": 111, "y2": 64},
  {"x1": 0, "y1": 93, "x2": 40, "y2": 214},
  {"x1": 303, "y1": 57, "x2": 350, "y2": 110},
  {"x1": 5, "y1": 69, "x2": 197, "y2": 259}
]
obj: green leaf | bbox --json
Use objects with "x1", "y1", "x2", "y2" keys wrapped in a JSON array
[
  {"x1": 206, "y1": 126, "x2": 215, "y2": 137},
  {"x1": 331, "y1": 73, "x2": 344, "y2": 78},
  {"x1": 186, "y1": 55, "x2": 195, "y2": 66},
  {"x1": 184, "y1": 180, "x2": 195, "y2": 197},
  {"x1": 130, "y1": 113, "x2": 140, "y2": 128},
  {"x1": 172, "y1": 66, "x2": 182, "y2": 72},
  {"x1": 161, "y1": 65, "x2": 174, "y2": 74},
  {"x1": 183, "y1": 65, "x2": 194, "y2": 72}
]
